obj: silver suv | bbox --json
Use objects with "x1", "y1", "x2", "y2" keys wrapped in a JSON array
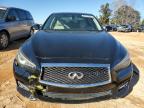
[{"x1": 0, "y1": 7, "x2": 34, "y2": 49}]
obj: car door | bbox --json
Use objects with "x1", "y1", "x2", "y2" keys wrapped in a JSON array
[
  {"x1": 16, "y1": 9, "x2": 28, "y2": 37},
  {"x1": 25, "y1": 11, "x2": 34, "y2": 35},
  {"x1": 5, "y1": 8, "x2": 22, "y2": 40}
]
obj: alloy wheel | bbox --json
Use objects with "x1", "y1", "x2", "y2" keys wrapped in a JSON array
[{"x1": 0, "y1": 33, "x2": 8, "y2": 48}]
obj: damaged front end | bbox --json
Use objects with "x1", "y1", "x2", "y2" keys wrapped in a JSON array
[
  {"x1": 13, "y1": 59, "x2": 132, "y2": 101},
  {"x1": 13, "y1": 59, "x2": 47, "y2": 100}
]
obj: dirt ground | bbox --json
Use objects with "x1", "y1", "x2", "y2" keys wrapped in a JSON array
[{"x1": 0, "y1": 32, "x2": 144, "y2": 108}]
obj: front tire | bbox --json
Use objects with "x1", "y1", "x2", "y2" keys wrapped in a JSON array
[{"x1": 0, "y1": 31, "x2": 9, "y2": 50}]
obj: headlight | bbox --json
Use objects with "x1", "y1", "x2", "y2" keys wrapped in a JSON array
[
  {"x1": 16, "y1": 50, "x2": 36, "y2": 69},
  {"x1": 113, "y1": 52, "x2": 131, "y2": 71}
]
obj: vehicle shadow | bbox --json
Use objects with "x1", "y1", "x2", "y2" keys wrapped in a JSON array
[
  {"x1": 17, "y1": 64, "x2": 139, "y2": 104},
  {"x1": 0, "y1": 38, "x2": 27, "y2": 52}
]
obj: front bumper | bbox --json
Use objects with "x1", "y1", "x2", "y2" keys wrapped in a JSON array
[
  {"x1": 13, "y1": 63, "x2": 133, "y2": 100},
  {"x1": 41, "y1": 90, "x2": 112, "y2": 100}
]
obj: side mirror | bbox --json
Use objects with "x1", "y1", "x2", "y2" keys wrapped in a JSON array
[
  {"x1": 32, "y1": 24, "x2": 41, "y2": 30},
  {"x1": 6, "y1": 16, "x2": 16, "y2": 22}
]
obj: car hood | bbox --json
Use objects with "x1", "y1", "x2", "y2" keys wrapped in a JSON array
[
  {"x1": 23, "y1": 30, "x2": 123, "y2": 64},
  {"x1": 0, "y1": 19, "x2": 4, "y2": 23}
]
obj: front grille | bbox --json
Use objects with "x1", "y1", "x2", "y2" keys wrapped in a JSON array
[{"x1": 39, "y1": 63, "x2": 111, "y2": 88}]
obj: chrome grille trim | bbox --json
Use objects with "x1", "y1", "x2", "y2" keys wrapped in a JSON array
[
  {"x1": 43, "y1": 90, "x2": 112, "y2": 100},
  {"x1": 39, "y1": 63, "x2": 112, "y2": 88}
]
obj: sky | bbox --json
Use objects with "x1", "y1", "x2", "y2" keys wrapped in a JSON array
[{"x1": 0, "y1": 0, "x2": 144, "y2": 24}]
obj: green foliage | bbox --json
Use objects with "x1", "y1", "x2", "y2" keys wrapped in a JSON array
[
  {"x1": 141, "y1": 19, "x2": 144, "y2": 25},
  {"x1": 133, "y1": 23, "x2": 140, "y2": 30},
  {"x1": 99, "y1": 3, "x2": 111, "y2": 25}
]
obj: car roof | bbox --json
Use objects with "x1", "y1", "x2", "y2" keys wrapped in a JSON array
[
  {"x1": 0, "y1": 6, "x2": 8, "y2": 10},
  {"x1": 0, "y1": 6, "x2": 29, "y2": 12},
  {"x1": 52, "y1": 12, "x2": 95, "y2": 16}
]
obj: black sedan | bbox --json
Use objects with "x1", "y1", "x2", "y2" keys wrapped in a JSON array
[{"x1": 13, "y1": 13, "x2": 133, "y2": 101}]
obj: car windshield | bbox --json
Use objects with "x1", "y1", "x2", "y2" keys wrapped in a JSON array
[
  {"x1": 0, "y1": 9, "x2": 6, "y2": 19},
  {"x1": 43, "y1": 14, "x2": 103, "y2": 31}
]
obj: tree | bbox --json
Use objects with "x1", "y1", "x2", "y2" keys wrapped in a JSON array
[
  {"x1": 141, "y1": 19, "x2": 144, "y2": 25},
  {"x1": 112, "y1": 5, "x2": 140, "y2": 26},
  {"x1": 99, "y1": 3, "x2": 111, "y2": 25},
  {"x1": 111, "y1": 0, "x2": 127, "y2": 11}
]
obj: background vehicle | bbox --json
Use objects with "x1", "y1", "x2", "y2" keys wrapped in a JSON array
[
  {"x1": 136, "y1": 25, "x2": 144, "y2": 32},
  {"x1": 13, "y1": 13, "x2": 133, "y2": 101},
  {"x1": 117, "y1": 24, "x2": 132, "y2": 32},
  {"x1": 103, "y1": 25, "x2": 113, "y2": 31},
  {"x1": 103, "y1": 25, "x2": 117, "y2": 32},
  {"x1": 140, "y1": 25, "x2": 144, "y2": 32},
  {"x1": 110, "y1": 24, "x2": 117, "y2": 31},
  {"x1": 0, "y1": 6, "x2": 34, "y2": 49}
]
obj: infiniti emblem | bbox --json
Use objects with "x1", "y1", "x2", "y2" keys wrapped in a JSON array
[{"x1": 68, "y1": 72, "x2": 84, "y2": 80}]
